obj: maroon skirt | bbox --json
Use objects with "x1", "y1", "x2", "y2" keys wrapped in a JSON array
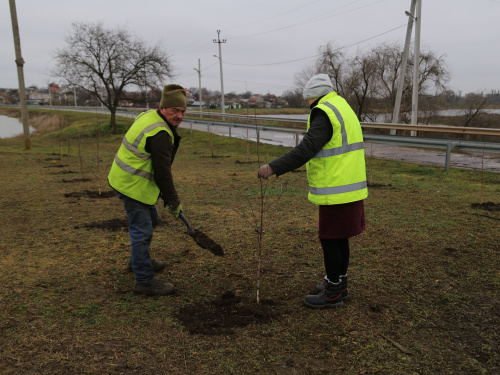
[{"x1": 318, "y1": 200, "x2": 366, "y2": 239}]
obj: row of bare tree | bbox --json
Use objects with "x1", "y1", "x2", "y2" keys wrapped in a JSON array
[
  {"x1": 294, "y1": 42, "x2": 450, "y2": 124},
  {"x1": 51, "y1": 22, "x2": 497, "y2": 132}
]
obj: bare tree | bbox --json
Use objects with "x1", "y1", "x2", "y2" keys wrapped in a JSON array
[
  {"x1": 52, "y1": 22, "x2": 174, "y2": 132},
  {"x1": 295, "y1": 42, "x2": 450, "y2": 123},
  {"x1": 462, "y1": 92, "x2": 490, "y2": 128},
  {"x1": 347, "y1": 50, "x2": 378, "y2": 121},
  {"x1": 282, "y1": 88, "x2": 304, "y2": 108},
  {"x1": 316, "y1": 43, "x2": 347, "y2": 96}
]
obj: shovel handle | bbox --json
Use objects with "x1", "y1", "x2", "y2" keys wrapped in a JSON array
[{"x1": 179, "y1": 212, "x2": 194, "y2": 233}]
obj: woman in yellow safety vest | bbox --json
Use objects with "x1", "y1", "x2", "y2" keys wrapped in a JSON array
[{"x1": 257, "y1": 74, "x2": 368, "y2": 309}]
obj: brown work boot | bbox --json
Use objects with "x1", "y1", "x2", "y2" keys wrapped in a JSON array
[
  {"x1": 133, "y1": 279, "x2": 175, "y2": 296},
  {"x1": 127, "y1": 259, "x2": 166, "y2": 273}
]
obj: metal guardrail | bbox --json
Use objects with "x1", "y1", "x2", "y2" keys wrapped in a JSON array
[
  {"x1": 185, "y1": 118, "x2": 500, "y2": 171},
  {"x1": 21, "y1": 105, "x2": 500, "y2": 136},
  {"x1": 12, "y1": 105, "x2": 500, "y2": 171},
  {"x1": 360, "y1": 122, "x2": 500, "y2": 136},
  {"x1": 363, "y1": 134, "x2": 500, "y2": 171}
]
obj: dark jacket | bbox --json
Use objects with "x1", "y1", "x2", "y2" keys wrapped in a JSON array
[
  {"x1": 269, "y1": 96, "x2": 333, "y2": 176},
  {"x1": 144, "y1": 110, "x2": 182, "y2": 208}
]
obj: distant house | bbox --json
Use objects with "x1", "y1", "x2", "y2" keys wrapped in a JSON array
[
  {"x1": 118, "y1": 99, "x2": 133, "y2": 107},
  {"x1": 0, "y1": 91, "x2": 9, "y2": 104},
  {"x1": 26, "y1": 89, "x2": 50, "y2": 105},
  {"x1": 248, "y1": 95, "x2": 268, "y2": 108},
  {"x1": 190, "y1": 101, "x2": 206, "y2": 108}
]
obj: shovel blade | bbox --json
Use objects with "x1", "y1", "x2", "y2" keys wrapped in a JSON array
[{"x1": 188, "y1": 229, "x2": 225, "y2": 256}]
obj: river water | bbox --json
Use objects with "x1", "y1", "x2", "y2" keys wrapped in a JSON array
[{"x1": 0, "y1": 115, "x2": 34, "y2": 138}]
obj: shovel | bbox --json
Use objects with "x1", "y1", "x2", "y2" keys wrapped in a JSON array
[{"x1": 179, "y1": 212, "x2": 225, "y2": 256}]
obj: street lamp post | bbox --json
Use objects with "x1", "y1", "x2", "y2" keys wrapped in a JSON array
[
  {"x1": 411, "y1": 0, "x2": 422, "y2": 136},
  {"x1": 193, "y1": 58, "x2": 202, "y2": 118},
  {"x1": 8, "y1": 0, "x2": 30, "y2": 150},
  {"x1": 391, "y1": 0, "x2": 417, "y2": 135},
  {"x1": 213, "y1": 30, "x2": 226, "y2": 119}
]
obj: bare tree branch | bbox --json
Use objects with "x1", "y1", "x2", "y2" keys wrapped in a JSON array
[{"x1": 52, "y1": 22, "x2": 174, "y2": 132}]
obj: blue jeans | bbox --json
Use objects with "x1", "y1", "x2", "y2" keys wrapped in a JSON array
[{"x1": 116, "y1": 192, "x2": 158, "y2": 284}]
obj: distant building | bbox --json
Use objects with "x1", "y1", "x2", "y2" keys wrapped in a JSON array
[{"x1": 26, "y1": 88, "x2": 51, "y2": 105}]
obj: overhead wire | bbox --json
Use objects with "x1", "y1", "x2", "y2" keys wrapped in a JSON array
[
  {"x1": 174, "y1": 0, "x2": 403, "y2": 91},
  {"x1": 230, "y1": 0, "x2": 387, "y2": 40},
  {"x1": 224, "y1": 22, "x2": 408, "y2": 67},
  {"x1": 175, "y1": 0, "x2": 324, "y2": 57}
]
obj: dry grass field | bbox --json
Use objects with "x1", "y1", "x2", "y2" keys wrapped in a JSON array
[{"x1": 0, "y1": 108, "x2": 499, "y2": 374}]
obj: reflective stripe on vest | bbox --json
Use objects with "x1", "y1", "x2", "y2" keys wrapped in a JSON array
[
  {"x1": 313, "y1": 102, "x2": 364, "y2": 159},
  {"x1": 113, "y1": 154, "x2": 154, "y2": 181},
  {"x1": 310, "y1": 180, "x2": 368, "y2": 196},
  {"x1": 121, "y1": 122, "x2": 167, "y2": 161}
]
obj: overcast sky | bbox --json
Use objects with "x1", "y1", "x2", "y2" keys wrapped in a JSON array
[{"x1": 1, "y1": 0, "x2": 499, "y2": 96}]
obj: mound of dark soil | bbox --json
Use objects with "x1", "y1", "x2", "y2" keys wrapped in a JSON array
[
  {"x1": 79, "y1": 218, "x2": 129, "y2": 232},
  {"x1": 62, "y1": 178, "x2": 92, "y2": 183},
  {"x1": 176, "y1": 291, "x2": 278, "y2": 335},
  {"x1": 44, "y1": 164, "x2": 68, "y2": 168},
  {"x1": 368, "y1": 182, "x2": 392, "y2": 188},
  {"x1": 64, "y1": 190, "x2": 115, "y2": 199},
  {"x1": 471, "y1": 202, "x2": 499, "y2": 211}
]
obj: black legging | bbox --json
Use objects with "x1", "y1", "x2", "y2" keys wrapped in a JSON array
[{"x1": 320, "y1": 238, "x2": 350, "y2": 283}]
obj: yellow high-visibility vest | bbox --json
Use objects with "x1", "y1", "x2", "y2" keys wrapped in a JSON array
[
  {"x1": 108, "y1": 110, "x2": 174, "y2": 205},
  {"x1": 306, "y1": 91, "x2": 368, "y2": 205}
]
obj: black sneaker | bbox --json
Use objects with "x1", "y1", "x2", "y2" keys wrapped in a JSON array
[
  {"x1": 133, "y1": 279, "x2": 175, "y2": 296},
  {"x1": 127, "y1": 259, "x2": 166, "y2": 273}
]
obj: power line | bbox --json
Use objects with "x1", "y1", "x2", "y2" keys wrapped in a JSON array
[
  {"x1": 177, "y1": 0, "x2": 386, "y2": 57},
  {"x1": 230, "y1": 0, "x2": 387, "y2": 40},
  {"x1": 223, "y1": 0, "x2": 323, "y2": 31},
  {"x1": 223, "y1": 22, "x2": 407, "y2": 67},
  {"x1": 174, "y1": 0, "x2": 323, "y2": 57}
]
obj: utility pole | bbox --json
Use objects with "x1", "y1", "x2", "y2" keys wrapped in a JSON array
[
  {"x1": 74, "y1": 87, "x2": 77, "y2": 107},
  {"x1": 411, "y1": 0, "x2": 422, "y2": 136},
  {"x1": 391, "y1": 0, "x2": 417, "y2": 135},
  {"x1": 213, "y1": 30, "x2": 226, "y2": 119},
  {"x1": 193, "y1": 58, "x2": 202, "y2": 118},
  {"x1": 8, "y1": 0, "x2": 30, "y2": 150}
]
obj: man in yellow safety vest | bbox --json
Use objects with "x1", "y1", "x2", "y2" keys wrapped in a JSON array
[{"x1": 108, "y1": 84, "x2": 186, "y2": 296}]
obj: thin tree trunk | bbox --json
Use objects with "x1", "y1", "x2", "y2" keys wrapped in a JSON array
[{"x1": 110, "y1": 109, "x2": 117, "y2": 133}]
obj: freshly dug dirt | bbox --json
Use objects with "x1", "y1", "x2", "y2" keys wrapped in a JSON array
[
  {"x1": 79, "y1": 218, "x2": 129, "y2": 232},
  {"x1": 176, "y1": 291, "x2": 279, "y2": 335},
  {"x1": 64, "y1": 190, "x2": 115, "y2": 199},
  {"x1": 471, "y1": 201, "x2": 500, "y2": 211}
]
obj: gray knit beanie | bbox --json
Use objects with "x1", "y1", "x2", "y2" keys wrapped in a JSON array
[
  {"x1": 159, "y1": 84, "x2": 187, "y2": 108},
  {"x1": 302, "y1": 74, "x2": 333, "y2": 100}
]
